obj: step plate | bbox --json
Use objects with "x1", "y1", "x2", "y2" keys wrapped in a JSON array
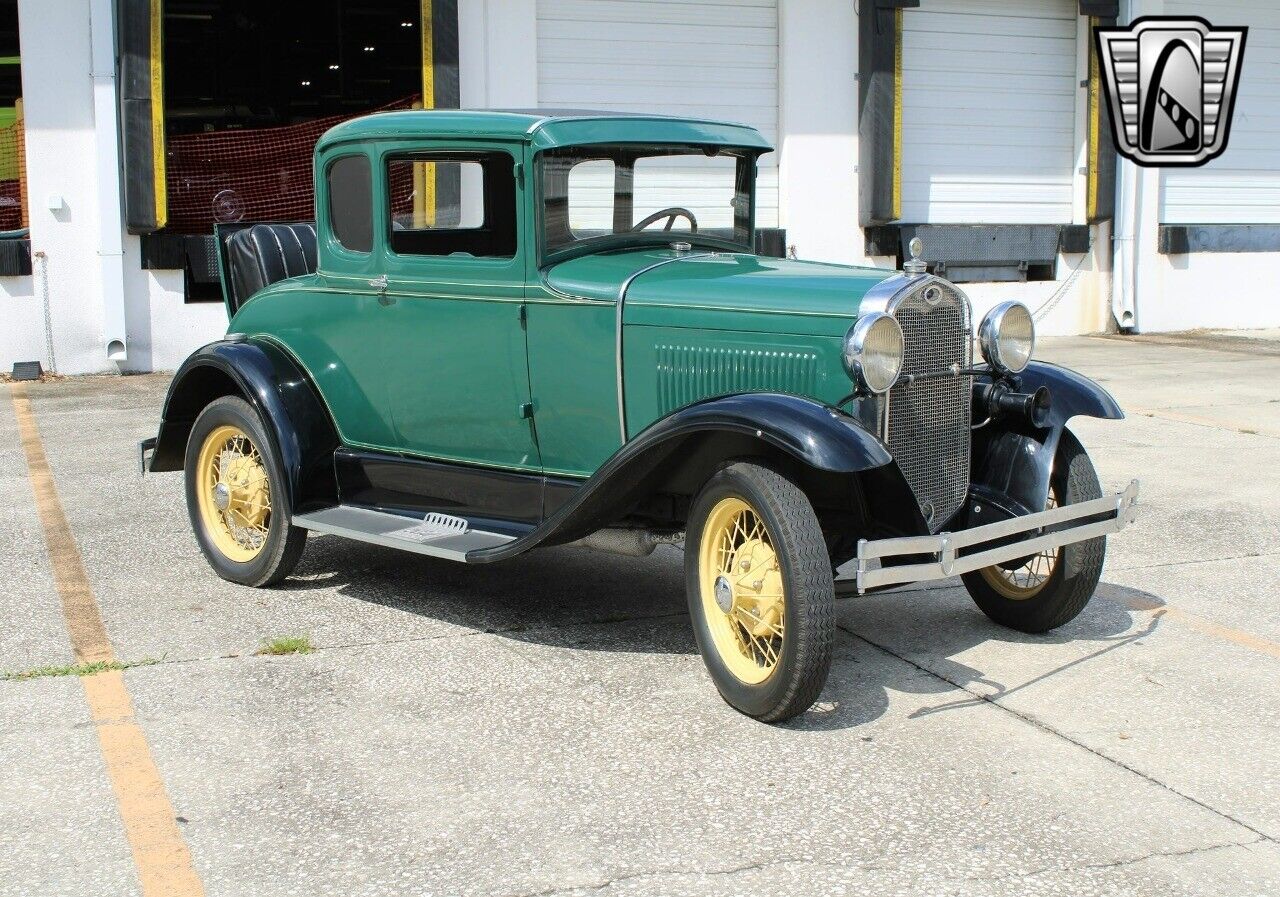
[{"x1": 292, "y1": 506, "x2": 516, "y2": 562}]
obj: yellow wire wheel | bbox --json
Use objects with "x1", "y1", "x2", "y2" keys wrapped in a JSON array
[
  {"x1": 961, "y1": 430, "x2": 1106, "y2": 634},
  {"x1": 193, "y1": 424, "x2": 273, "y2": 563},
  {"x1": 977, "y1": 490, "x2": 1061, "y2": 600},
  {"x1": 697, "y1": 496, "x2": 787, "y2": 684},
  {"x1": 686, "y1": 463, "x2": 835, "y2": 722}
]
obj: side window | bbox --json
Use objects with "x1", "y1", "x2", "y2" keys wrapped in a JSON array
[
  {"x1": 386, "y1": 152, "x2": 516, "y2": 258},
  {"x1": 328, "y1": 155, "x2": 373, "y2": 253}
]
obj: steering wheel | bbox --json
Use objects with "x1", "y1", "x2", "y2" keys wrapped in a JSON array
[{"x1": 632, "y1": 207, "x2": 698, "y2": 233}]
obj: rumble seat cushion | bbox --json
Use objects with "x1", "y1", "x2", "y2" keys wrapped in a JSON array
[{"x1": 225, "y1": 222, "x2": 318, "y2": 308}]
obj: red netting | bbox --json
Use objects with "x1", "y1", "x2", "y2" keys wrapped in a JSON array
[
  {"x1": 0, "y1": 109, "x2": 27, "y2": 232},
  {"x1": 164, "y1": 96, "x2": 418, "y2": 234}
]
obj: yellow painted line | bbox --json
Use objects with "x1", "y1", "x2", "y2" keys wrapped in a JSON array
[
  {"x1": 11, "y1": 384, "x2": 113, "y2": 664},
  {"x1": 1113, "y1": 591, "x2": 1280, "y2": 662},
  {"x1": 10, "y1": 383, "x2": 204, "y2": 897}
]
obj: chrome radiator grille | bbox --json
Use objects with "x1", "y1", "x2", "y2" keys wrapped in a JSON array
[{"x1": 886, "y1": 282, "x2": 972, "y2": 532}]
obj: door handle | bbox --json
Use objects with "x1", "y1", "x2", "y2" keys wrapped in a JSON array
[{"x1": 369, "y1": 274, "x2": 388, "y2": 291}]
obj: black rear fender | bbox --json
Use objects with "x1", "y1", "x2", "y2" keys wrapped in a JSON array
[{"x1": 149, "y1": 338, "x2": 340, "y2": 514}]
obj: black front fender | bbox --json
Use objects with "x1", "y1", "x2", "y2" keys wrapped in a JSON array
[
  {"x1": 971, "y1": 361, "x2": 1123, "y2": 518},
  {"x1": 469, "y1": 392, "x2": 910, "y2": 561},
  {"x1": 149, "y1": 338, "x2": 340, "y2": 514}
]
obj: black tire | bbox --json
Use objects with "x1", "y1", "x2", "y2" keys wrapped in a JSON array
[
  {"x1": 962, "y1": 429, "x2": 1105, "y2": 633},
  {"x1": 184, "y1": 395, "x2": 306, "y2": 587},
  {"x1": 685, "y1": 462, "x2": 834, "y2": 723}
]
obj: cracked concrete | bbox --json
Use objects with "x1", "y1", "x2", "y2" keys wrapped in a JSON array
[{"x1": 2, "y1": 333, "x2": 1279, "y2": 896}]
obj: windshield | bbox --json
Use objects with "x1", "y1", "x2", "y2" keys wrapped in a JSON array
[{"x1": 539, "y1": 144, "x2": 758, "y2": 260}]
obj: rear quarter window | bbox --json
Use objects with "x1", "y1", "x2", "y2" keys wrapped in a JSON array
[{"x1": 327, "y1": 155, "x2": 373, "y2": 253}]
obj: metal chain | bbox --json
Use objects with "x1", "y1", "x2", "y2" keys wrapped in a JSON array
[
  {"x1": 35, "y1": 250, "x2": 57, "y2": 374},
  {"x1": 1030, "y1": 248, "x2": 1090, "y2": 323}
]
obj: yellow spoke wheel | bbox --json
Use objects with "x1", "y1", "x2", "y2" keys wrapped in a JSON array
[
  {"x1": 697, "y1": 497, "x2": 786, "y2": 684},
  {"x1": 977, "y1": 490, "x2": 1060, "y2": 600},
  {"x1": 685, "y1": 463, "x2": 834, "y2": 722},
  {"x1": 194, "y1": 424, "x2": 273, "y2": 563},
  {"x1": 961, "y1": 430, "x2": 1107, "y2": 634}
]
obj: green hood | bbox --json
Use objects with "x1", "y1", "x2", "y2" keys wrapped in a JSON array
[{"x1": 544, "y1": 250, "x2": 892, "y2": 337}]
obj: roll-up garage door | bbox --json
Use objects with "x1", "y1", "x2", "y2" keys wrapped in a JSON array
[
  {"x1": 1161, "y1": 1, "x2": 1280, "y2": 224},
  {"x1": 535, "y1": 0, "x2": 779, "y2": 228},
  {"x1": 900, "y1": 0, "x2": 1079, "y2": 224}
]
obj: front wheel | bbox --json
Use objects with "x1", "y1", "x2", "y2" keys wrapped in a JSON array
[
  {"x1": 685, "y1": 463, "x2": 834, "y2": 723},
  {"x1": 962, "y1": 429, "x2": 1105, "y2": 633}
]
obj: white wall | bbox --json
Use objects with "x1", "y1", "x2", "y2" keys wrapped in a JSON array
[
  {"x1": 1138, "y1": 254, "x2": 1280, "y2": 332},
  {"x1": 0, "y1": 273, "x2": 41, "y2": 370},
  {"x1": 121, "y1": 241, "x2": 228, "y2": 373},
  {"x1": 777, "y1": 0, "x2": 862, "y2": 265},
  {"x1": 12, "y1": 0, "x2": 109, "y2": 375},
  {"x1": 458, "y1": 0, "x2": 539, "y2": 108}
]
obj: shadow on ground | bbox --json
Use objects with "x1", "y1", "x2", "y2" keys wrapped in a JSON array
[{"x1": 286, "y1": 534, "x2": 1166, "y2": 731}]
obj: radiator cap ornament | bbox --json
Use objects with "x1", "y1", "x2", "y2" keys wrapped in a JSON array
[{"x1": 904, "y1": 236, "x2": 927, "y2": 275}]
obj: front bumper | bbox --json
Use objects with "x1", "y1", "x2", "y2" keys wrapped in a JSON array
[{"x1": 836, "y1": 480, "x2": 1140, "y2": 593}]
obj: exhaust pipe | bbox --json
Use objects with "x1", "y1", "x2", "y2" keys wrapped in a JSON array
[{"x1": 973, "y1": 382, "x2": 1051, "y2": 429}]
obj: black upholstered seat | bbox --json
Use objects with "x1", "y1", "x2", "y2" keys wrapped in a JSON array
[{"x1": 225, "y1": 222, "x2": 318, "y2": 309}]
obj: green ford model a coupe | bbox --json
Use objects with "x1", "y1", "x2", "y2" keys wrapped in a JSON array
[{"x1": 142, "y1": 110, "x2": 1138, "y2": 722}]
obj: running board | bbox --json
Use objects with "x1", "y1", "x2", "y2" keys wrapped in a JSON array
[{"x1": 291, "y1": 506, "x2": 516, "y2": 562}]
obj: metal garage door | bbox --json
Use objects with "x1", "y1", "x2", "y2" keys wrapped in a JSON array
[
  {"x1": 1161, "y1": 1, "x2": 1280, "y2": 224},
  {"x1": 535, "y1": 0, "x2": 779, "y2": 227},
  {"x1": 900, "y1": 0, "x2": 1079, "y2": 224}
]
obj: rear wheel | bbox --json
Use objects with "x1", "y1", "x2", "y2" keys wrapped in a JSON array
[
  {"x1": 685, "y1": 463, "x2": 834, "y2": 722},
  {"x1": 185, "y1": 396, "x2": 306, "y2": 587},
  {"x1": 962, "y1": 429, "x2": 1105, "y2": 633}
]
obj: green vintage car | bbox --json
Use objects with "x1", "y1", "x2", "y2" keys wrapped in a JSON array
[{"x1": 143, "y1": 110, "x2": 1138, "y2": 722}]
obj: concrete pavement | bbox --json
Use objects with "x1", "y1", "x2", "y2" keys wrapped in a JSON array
[{"x1": 2, "y1": 334, "x2": 1279, "y2": 896}]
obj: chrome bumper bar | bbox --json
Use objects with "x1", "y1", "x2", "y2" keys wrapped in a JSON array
[{"x1": 836, "y1": 480, "x2": 1140, "y2": 593}]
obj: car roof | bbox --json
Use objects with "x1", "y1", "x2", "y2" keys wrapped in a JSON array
[{"x1": 317, "y1": 108, "x2": 773, "y2": 153}]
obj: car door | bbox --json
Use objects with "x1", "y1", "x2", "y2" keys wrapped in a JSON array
[
  {"x1": 375, "y1": 143, "x2": 540, "y2": 472},
  {"x1": 231, "y1": 149, "x2": 400, "y2": 451}
]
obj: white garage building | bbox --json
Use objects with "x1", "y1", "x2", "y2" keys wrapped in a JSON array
[{"x1": 1, "y1": 0, "x2": 1277, "y2": 375}]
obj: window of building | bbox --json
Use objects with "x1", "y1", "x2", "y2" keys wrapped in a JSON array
[
  {"x1": 386, "y1": 153, "x2": 516, "y2": 258},
  {"x1": 328, "y1": 155, "x2": 372, "y2": 253}
]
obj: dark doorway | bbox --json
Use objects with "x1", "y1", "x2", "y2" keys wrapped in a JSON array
[{"x1": 163, "y1": 0, "x2": 423, "y2": 135}]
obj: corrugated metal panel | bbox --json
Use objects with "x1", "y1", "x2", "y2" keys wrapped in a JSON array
[
  {"x1": 1161, "y1": 1, "x2": 1280, "y2": 224},
  {"x1": 655, "y1": 344, "x2": 818, "y2": 415},
  {"x1": 900, "y1": 0, "x2": 1078, "y2": 224},
  {"x1": 536, "y1": 0, "x2": 779, "y2": 227}
]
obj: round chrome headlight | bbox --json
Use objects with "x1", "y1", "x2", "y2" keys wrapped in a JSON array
[
  {"x1": 843, "y1": 312, "x2": 904, "y2": 394},
  {"x1": 978, "y1": 301, "x2": 1035, "y2": 374}
]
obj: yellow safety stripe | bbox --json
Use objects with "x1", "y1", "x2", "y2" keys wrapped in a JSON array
[{"x1": 150, "y1": 0, "x2": 167, "y2": 229}]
